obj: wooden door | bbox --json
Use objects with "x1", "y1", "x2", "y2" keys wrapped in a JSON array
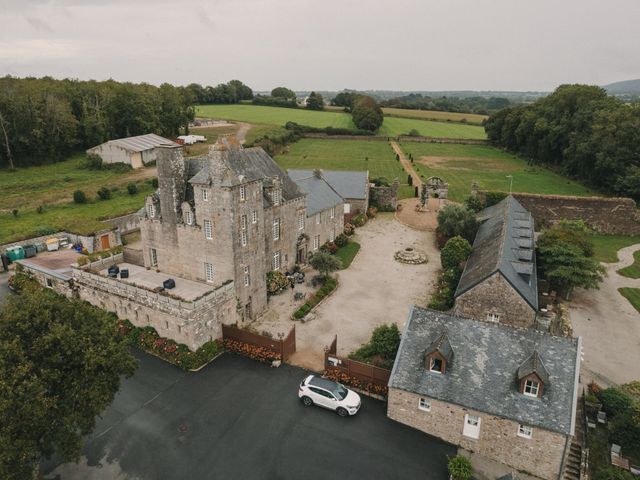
[{"x1": 100, "y1": 235, "x2": 110, "y2": 251}]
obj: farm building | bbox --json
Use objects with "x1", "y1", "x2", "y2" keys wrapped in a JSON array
[
  {"x1": 86, "y1": 133, "x2": 179, "y2": 169},
  {"x1": 288, "y1": 169, "x2": 369, "y2": 215}
]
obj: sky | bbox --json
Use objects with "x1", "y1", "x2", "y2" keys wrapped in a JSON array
[{"x1": 1, "y1": 0, "x2": 639, "y2": 92}]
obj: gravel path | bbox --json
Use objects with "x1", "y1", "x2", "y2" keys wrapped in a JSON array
[{"x1": 570, "y1": 243, "x2": 640, "y2": 386}]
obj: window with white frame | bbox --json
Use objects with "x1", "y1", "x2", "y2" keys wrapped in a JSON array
[
  {"x1": 239, "y1": 185, "x2": 246, "y2": 201},
  {"x1": 330, "y1": 229, "x2": 335, "y2": 242},
  {"x1": 204, "y1": 220, "x2": 213, "y2": 239},
  {"x1": 148, "y1": 203, "x2": 156, "y2": 218},
  {"x1": 316, "y1": 213, "x2": 321, "y2": 224},
  {"x1": 252, "y1": 210, "x2": 258, "y2": 224},
  {"x1": 241, "y1": 214, "x2": 247, "y2": 230},
  {"x1": 313, "y1": 235, "x2": 320, "y2": 251},
  {"x1": 298, "y1": 211, "x2": 305, "y2": 230},
  {"x1": 150, "y1": 248, "x2": 158, "y2": 267},
  {"x1": 330, "y1": 206, "x2": 335, "y2": 219},
  {"x1": 429, "y1": 356, "x2": 444, "y2": 373},
  {"x1": 272, "y1": 188, "x2": 280, "y2": 205},
  {"x1": 523, "y1": 379, "x2": 540, "y2": 397},
  {"x1": 462, "y1": 414, "x2": 481, "y2": 439},
  {"x1": 241, "y1": 230, "x2": 247, "y2": 247},
  {"x1": 517, "y1": 424, "x2": 533, "y2": 439},
  {"x1": 273, "y1": 251, "x2": 281, "y2": 270},
  {"x1": 487, "y1": 313, "x2": 500, "y2": 323},
  {"x1": 185, "y1": 210, "x2": 193, "y2": 225},
  {"x1": 204, "y1": 262, "x2": 214, "y2": 283},
  {"x1": 418, "y1": 398, "x2": 431, "y2": 412},
  {"x1": 243, "y1": 266, "x2": 250, "y2": 286},
  {"x1": 344, "y1": 203, "x2": 351, "y2": 214},
  {"x1": 273, "y1": 218, "x2": 280, "y2": 241},
  {"x1": 202, "y1": 189, "x2": 209, "y2": 201}
]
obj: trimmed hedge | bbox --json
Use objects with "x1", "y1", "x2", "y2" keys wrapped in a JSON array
[{"x1": 293, "y1": 277, "x2": 337, "y2": 319}]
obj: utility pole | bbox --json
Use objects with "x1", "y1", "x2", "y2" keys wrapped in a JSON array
[{"x1": 506, "y1": 175, "x2": 513, "y2": 195}]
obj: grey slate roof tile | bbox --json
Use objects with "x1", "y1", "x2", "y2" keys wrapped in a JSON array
[
  {"x1": 288, "y1": 169, "x2": 368, "y2": 200},
  {"x1": 291, "y1": 174, "x2": 343, "y2": 216}
]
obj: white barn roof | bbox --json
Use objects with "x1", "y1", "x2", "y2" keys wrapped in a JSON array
[{"x1": 92, "y1": 134, "x2": 178, "y2": 153}]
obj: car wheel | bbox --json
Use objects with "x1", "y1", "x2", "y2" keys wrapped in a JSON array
[
  {"x1": 337, "y1": 407, "x2": 348, "y2": 417},
  {"x1": 301, "y1": 396, "x2": 313, "y2": 407}
]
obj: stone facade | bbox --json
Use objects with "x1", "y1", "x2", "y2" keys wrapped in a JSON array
[
  {"x1": 370, "y1": 181, "x2": 398, "y2": 211},
  {"x1": 302, "y1": 204, "x2": 345, "y2": 258},
  {"x1": 454, "y1": 272, "x2": 536, "y2": 328},
  {"x1": 388, "y1": 388, "x2": 569, "y2": 480}
]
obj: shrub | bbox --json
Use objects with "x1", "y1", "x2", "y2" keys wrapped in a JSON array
[
  {"x1": 77, "y1": 257, "x2": 89, "y2": 266},
  {"x1": 83, "y1": 154, "x2": 103, "y2": 170},
  {"x1": 484, "y1": 190, "x2": 508, "y2": 207},
  {"x1": 97, "y1": 186, "x2": 112, "y2": 200},
  {"x1": 73, "y1": 190, "x2": 87, "y2": 204},
  {"x1": 367, "y1": 207, "x2": 378, "y2": 218},
  {"x1": 151, "y1": 178, "x2": 159, "y2": 189},
  {"x1": 463, "y1": 195, "x2": 484, "y2": 213},
  {"x1": 344, "y1": 223, "x2": 355, "y2": 236},
  {"x1": 598, "y1": 388, "x2": 634, "y2": 418},
  {"x1": 266, "y1": 270, "x2": 289, "y2": 295},
  {"x1": 448, "y1": 456, "x2": 472, "y2": 480},
  {"x1": 293, "y1": 277, "x2": 337, "y2": 319},
  {"x1": 12, "y1": 209, "x2": 18, "y2": 217},
  {"x1": 352, "y1": 214, "x2": 367, "y2": 228},
  {"x1": 594, "y1": 466, "x2": 638, "y2": 480},
  {"x1": 127, "y1": 183, "x2": 138, "y2": 195},
  {"x1": 372, "y1": 177, "x2": 390, "y2": 187},
  {"x1": 407, "y1": 129, "x2": 420, "y2": 137},
  {"x1": 320, "y1": 241, "x2": 338, "y2": 254},
  {"x1": 36, "y1": 205, "x2": 44, "y2": 214},
  {"x1": 441, "y1": 236, "x2": 473, "y2": 270},
  {"x1": 334, "y1": 233, "x2": 349, "y2": 248},
  {"x1": 309, "y1": 251, "x2": 342, "y2": 278},
  {"x1": 436, "y1": 204, "x2": 479, "y2": 244}
]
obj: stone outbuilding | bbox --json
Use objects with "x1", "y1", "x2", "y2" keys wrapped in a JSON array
[
  {"x1": 454, "y1": 196, "x2": 538, "y2": 328},
  {"x1": 87, "y1": 133, "x2": 178, "y2": 168},
  {"x1": 288, "y1": 169, "x2": 369, "y2": 215},
  {"x1": 388, "y1": 306, "x2": 581, "y2": 480}
]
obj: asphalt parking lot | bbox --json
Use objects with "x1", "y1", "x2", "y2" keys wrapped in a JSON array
[{"x1": 44, "y1": 352, "x2": 454, "y2": 480}]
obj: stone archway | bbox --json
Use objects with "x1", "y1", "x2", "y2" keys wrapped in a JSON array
[{"x1": 422, "y1": 176, "x2": 449, "y2": 211}]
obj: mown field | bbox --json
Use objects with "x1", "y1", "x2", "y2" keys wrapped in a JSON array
[
  {"x1": 382, "y1": 107, "x2": 488, "y2": 125},
  {"x1": 619, "y1": 287, "x2": 640, "y2": 314},
  {"x1": 196, "y1": 104, "x2": 486, "y2": 139},
  {"x1": 399, "y1": 142, "x2": 594, "y2": 202},
  {"x1": 275, "y1": 138, "x2": 414, "y2": 199},
  {"x1": 590, "y1": 234, "x2": 640, "y2": 263}
]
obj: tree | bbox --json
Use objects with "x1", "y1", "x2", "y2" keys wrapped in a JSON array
[
  {"x1": 537, "y1": 220, "x2": 594, "y2": 257},
  {"x1": 331, "y1": 91, "x2": 356, "y2": 110},
  {"x1": 441, "y1": 236, "x2": 473, "y2": 270},
  {"x1": 436, "y1": 204, "x2": 479, "y2": 243},
  {"x1": 73, "y1": 190, "x2": 87, "y2": 204},
  {"x1": 0, "y1": 283, "x2": 136, "y2": 478},
  {"x1": 463, "y1": 195, "x2": 483, "y2": 213},
  {"x1": 271, "y1": 87, "x2": 296, "y2": 99},
  {"x1": 309, "y1": 251, "x2": 342, "y2": 278},
  {"x1": 97, "y1": 186, "x2": 111, "y2": 200},
  {"x1": 305, "y1": 92, "x2": 324, "y2": 111},
  {"x1": 351, "y1": 95, "x2": 383, "y2": 131}
]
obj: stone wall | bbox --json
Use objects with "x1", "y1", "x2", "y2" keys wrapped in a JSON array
[
  {"x1": 387, "y1": 388, "x2": 569, "y2": 480},
  {"x1": 105, "y1": 212, "x2": 141, "y2": 235},
  {"x1": 303, "y1": 204, "x2": 345, "y2": 254},
  {"x1": 478, "y1": 191, "x2": 640, "y2": 235},
  {"x1": 398, "y1": 136, "x2": 489, "y2": 145},
  {"x1": 1, "y1": 229, "x2": 119, "y2": 254},
  {"x1": 454, "y1": 272, "x2": 536, "y2": 328},
  {"x1": 370, "y1": 183, "x2": 398, "y2": 211}
]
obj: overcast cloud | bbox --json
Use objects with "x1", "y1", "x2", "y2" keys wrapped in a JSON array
[{"x1": 0, "y1": 0, "x2": 638, "y2": 91}]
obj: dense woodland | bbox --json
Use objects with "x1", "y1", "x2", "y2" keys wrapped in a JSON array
[
  {"x1": 379, "y1": 93, "x2": 511, "y2": 114},
  {"x1": 485, "y1": 85, "x2": 640, "y2": 200}
]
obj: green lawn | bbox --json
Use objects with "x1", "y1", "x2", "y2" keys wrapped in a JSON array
[
  {"x1": 399, "y1": 142, "x2": 595, "y2": 202},
  {"x1": 275, "y1": 138, "x2": 413, "y2": 199},
  {"x1": 590, "y1": 234, "x2": 640, "y2": 263},
  {"x1": 618, "y1": 250, "x2": 640, "y2": 278},
  {"x1": 335, "y1": 242, "x2": 361, "y2": 269},
  {"x1": 196, "y1": 104, "x2": 486, "y2": 140},
  {"x1": 619, "y1": 288, "x2": 640, "y2": 314}
]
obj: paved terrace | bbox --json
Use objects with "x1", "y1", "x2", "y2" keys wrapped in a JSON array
[
  {"x1": 19, "y1": 249, "x2": 83, "y2": 278},
  {"x1": 98, "y1": 262, "x2": 214, "y2": 301}
]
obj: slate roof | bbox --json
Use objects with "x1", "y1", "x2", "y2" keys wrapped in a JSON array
[
  {"x1": 389, "y1": 306, "x2": 580, "y2": 435},
  {"x1": 90, "y1": 133, "x2": 178, "y2": 153},
  {"x1": 424, "y1": 331, "x2": 454, "y2": 363},
  {"x1": 291, "y1": 173, "x2": 343, "y2": 216},
  {"x1": 288, "y1": 169, "x2": 368, "y2": 200},
  {"x1": 518, "y1": 351, "x2": 550, "y2": 385},
  {"x1": 455, "y1": 196, "x2": 538, "y2": 310}
]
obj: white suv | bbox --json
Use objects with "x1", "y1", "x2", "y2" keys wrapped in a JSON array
[{"x1": 298, "y1": 375, "x2": 361, "y2": 417}]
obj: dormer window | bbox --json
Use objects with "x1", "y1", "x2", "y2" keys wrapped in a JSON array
[
  {"x1": 523, "y1": 379, "x2": 540, "y2": 397},
  {"x1": 424, "y1": 331, "x2": 453, "y2": 375},
  {"x1": 429, "y1": 357, "x2": 443, "y2": 373},
  {"x1": 517, "y1": 350, "x2": 549, "y2": 398},
  {"x1": 148, "y1": 203, "x2": 156, "y2": 218},
  {"x1": 272, "y1": 188, "x2": 281, "y2": 206}
]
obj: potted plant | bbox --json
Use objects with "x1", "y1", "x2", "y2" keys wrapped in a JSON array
[{"x1": 448, "y1": 455, "x2": 472, "y2": 480}]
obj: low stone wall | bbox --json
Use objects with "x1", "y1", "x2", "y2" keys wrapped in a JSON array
[
  {"x1": 105, "y1": 212, "x2": 141, "y2": 235},
  {"x1": 370, "y1": 184, "x2": 398, "y2": 210},
  {"x1": 398, "y1": 136, "x2": 489, "y2": 145},
  {"x1": 1, "y1": 229, "x2": 119, "y2": 254}
]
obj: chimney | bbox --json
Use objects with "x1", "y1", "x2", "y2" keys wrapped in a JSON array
[
  {"x1": 156, "y1": 144, "x2": 186, "y2": 225},
  {"x1": 313, "y1": 168, "x2": 322, "y2": 178}
]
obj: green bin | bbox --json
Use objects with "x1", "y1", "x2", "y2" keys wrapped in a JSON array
[{"x1": 6, "y1": 246, "x2": 25, "y2": 262}]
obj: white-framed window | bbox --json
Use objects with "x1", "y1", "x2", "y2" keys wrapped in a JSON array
[
  {"x1": 330, "y1": 206, "x2": 335, "y2": 219},
  {"x1": 524, "y1": 379, "x2": 540, "y2": 397},
  {"x1": 243, "y1": 266, "x2": 250, "y2": 286},
  {"x1": 329, "y1": 229, "x2": 335, "y2": 242},
  {"x1": 241, "y1": 230, "x2": 247, "y2": 247},
  {"x1": 150, "y1": 248, "x2": 158, "y2": 267},
  {"x1": 429, "y1": 356, "x2": 444, "y2": 373},
  {"x1": 487, "y1": 313, "x2": 500, "y2": 323},
  {"x1": 185, "y1": 210, "x2": 193, "y2": 225},
  {"x1": 418, "y1": 398, "x2": 431, "y2": 412},
  {"x1": 272, "y1": 188, "x2": 280, "y2": 205},
  {"x1": 204, "y1": 220, "x2": 213, "y2": 239},
  {"x1": 273, "y1": 251, "x2": 281, "y2": 270},
  {"x1": 148, "y1": 203, "x2": 156, "y2": 218},
  {"x1": 298, "y1": 211, "x2": 305, "y2": 230},
  {"x1": 316, "y1": 213, "x2": 321, "y2": 225},
  {"x1": 241, "y1": 214, "x2": 247, "y2": 230},
  {"x1": 204, "y1": 262, "x2": 214, "y2": 283},
  {"x1": 201, "y1": 189, "x2": 208, "y2": 201},
  {"x1": 239, "y1": 185, "x2": 246, "y2": 201},
  {"x1": 517, "y1": 424, "x2": 533, "y2": 439},
  {"x1": 252, "y1": 210, "x2": 258, "y2": 224},
  {"x1": 313, "y1": 235, "x2": 320, "y2": 251},
  {"x1": 344, "y1": 203, "x2": 351, "y2": 214},
  {"x1": 273, "y1": 218, "x2": 280, "y2": 241},
  {"x1": 462, "y1": 414, "x2": 481, "y2": 439}
]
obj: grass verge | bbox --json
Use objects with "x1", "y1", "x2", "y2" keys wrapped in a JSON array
[
  {"x1": 619, "y1": 287, "x2": 640, "y2": 313},
  {"x1": 618, "y1": 250, "x2": 640, "y2": 278},
  {"x1": 590, "y1": 234, "x2": 640, "y2": 263},
  {"x1": 335, "y1": 242, "x2": 360, "y2": 269}
]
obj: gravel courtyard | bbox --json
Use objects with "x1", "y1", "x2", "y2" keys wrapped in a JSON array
[{"x1": 257, "y1": 214, "x2": 440, "y2": 371}]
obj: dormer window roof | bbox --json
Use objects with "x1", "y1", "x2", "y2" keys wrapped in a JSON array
[
  {"x1": 517, "y1": 350, "x2": 550, "y2": 397},
  {"x1": 424, "y1": 331, "x2": 453, "y2": 374}
]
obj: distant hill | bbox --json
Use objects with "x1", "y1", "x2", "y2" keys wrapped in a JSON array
[{"x1": 604, "y1": 79, "x2": 640, "y2": 94}]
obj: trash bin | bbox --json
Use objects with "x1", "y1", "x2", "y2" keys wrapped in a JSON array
[
  {"x1": 34, "y1": 242, "x2": 46, "y2": 253},
  {"x1": 46, "y1": 238, "x2": 59, "y2": 252},
  {"x1": 23, "y1": 245, "x2": 37, "y2": 258},
  {"x1": 6, "y1": 246, "x2": 25, "y2": 262}
]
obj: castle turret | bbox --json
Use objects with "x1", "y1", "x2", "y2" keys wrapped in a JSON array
[{"x1": 155, "y1": 144, "x2": 186, "y2": 225}]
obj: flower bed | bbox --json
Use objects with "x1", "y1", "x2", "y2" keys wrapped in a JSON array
[
  {"x1": 223, "y1": 338, "x2": 281, "y2": 364},
  {"x1": 323, "y1": 369, "x2": 388, "y2": 397},
  {"x1": 117, "y1": 319, "x2": 223, "y2": 371},
  {"x1": 293, "y1": 276, "x2": 338, "y2": 320}
]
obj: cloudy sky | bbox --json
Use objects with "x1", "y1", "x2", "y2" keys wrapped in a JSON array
[{"x1": 1, "y1": 0, "x2": 639, "y2": 92}]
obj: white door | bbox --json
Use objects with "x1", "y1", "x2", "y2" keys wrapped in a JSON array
[{"x1": 462, "y1": 414, "x2": 481, "y2": 439}]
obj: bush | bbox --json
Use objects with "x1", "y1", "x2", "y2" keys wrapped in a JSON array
[
  {"x1": 349, "y1": 323, "x2": 401, "y2": 369},
  {"x1": 372, "y1": 177, "x2": 390, "y2": 187},
  {"x1": 293, "y1": 277, "x2": 338, "y2": 319},
  {"x1": 598, "y1": 388, "x2": 634, "y2": 418},
  {"x1": 127, "y1": 183, "x2": 138, "y2": 195},
  {"x1": 448, "y1": 456, "x2": 472, "y2": 480},
  {"x1": 83, "y1": 154, "x2": 103, "y2": 170},
  {"x1": 484, "y1": 190, "x2": 508, "y2": 207},
  {"x1": 320, "y1": 242, "x2": 338, "y2": 254},
  {"x1": 266, "y1": 270, "x2": 289, "y2": 295},
  {"x1": 73, "y1": 190, "x2": 87, "y2": 204},
  {"x1": 436, "y1": 204, "x2": 479, "y2": 244},
  {"x1": 36, "y1": 205, "x2": 44, "y2": 214},
  {"x1": 441, "y1": 236, "x2": 473, "y2": 270},
  {"x1": 334, "y1": 233, "x2": 349, "y2": 248},
  {"x1": 309, "y1": 251, "x2": 342, "y2": 278},
  {"x1": 344, "y1": 223, "x2": 355, "y2": 236},
  {"x1": 594, "y1": 466, "x2": 638, "y2": 480},
  {"x1": 352, "y1": 214, "x2": 367, "y2": 228},
  {"x1": 407, "y1": 129, "x2": 420, "y2": 137},
  {"x1": 97, "y1": 186, "x2": 111, "y2": 200},
  {"x1": 150, "y1": 178, "x2": 159, "y2": 189},
  {"x1": 367, "y1": 207, "x2": 378, "y2": 218},
  {"x1": 463, "y1": 195, "x2": 484, "y2": 213}
]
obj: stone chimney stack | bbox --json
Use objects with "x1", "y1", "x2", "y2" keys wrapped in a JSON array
[{"x1": 156, "y1": 144, "x2": 186, "y2": 225}]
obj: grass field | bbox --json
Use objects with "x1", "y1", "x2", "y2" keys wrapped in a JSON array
[
  {"x1": 274, "y1": 138, "x2": 413, "y2": 199},
  {"x1": 619, "y1": 288, "x2": 640, "y2": 314},
  {"x1": 618, "y1": 250, "x2": 640, "y2": 278},
  {"x1": 335, "y1": 242, "x2": 360, "y2": 269},
  {"x1": 590, "y1": 234, "x2": 640, "y2": 263},
  {"x1": 196, "y1": 104, "x2": 486, "y2": 140},
  {"x1": 382, "y1": 107, "x2": 488, "y2": 125},
  {"x1": 399, "y1": 142, "x2": 594, "y2": 202}
]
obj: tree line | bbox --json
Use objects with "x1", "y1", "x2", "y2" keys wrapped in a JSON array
[
  {"x1": 184, "y1": 80, "x2": 253, "y2": 104},
  {"x1": 484, "y1": 84, "x2": 640, "y2": 200},
  {"x1": 330, "y1": 91, "x2": 384, "y2": 131},
  {"x1": 379, "y1": 93, "x2": 511, "y2": 115},
  {"x1": 0, "y1": 76, "x2": 197, "y2": 168}
]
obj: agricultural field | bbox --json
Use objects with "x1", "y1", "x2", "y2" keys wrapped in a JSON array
[
  {"x1": 275, "y1": 138, "x2": 414, "y2": 199},
  {"x1": 196, "y1": 104, "x2": 486, "y2": 140},
  {"x1": 382, "y1": 107, "x2": 488, "y2": 125},
  {"x1": 399, "y1": 142, "x2": 594, "y2": 202}
]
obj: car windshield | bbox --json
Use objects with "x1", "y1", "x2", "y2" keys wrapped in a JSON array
[{"x1": 333, "y1": 384, "x2": 348, "y2": 400}]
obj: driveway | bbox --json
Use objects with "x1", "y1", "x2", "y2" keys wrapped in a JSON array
[
  {"x1": 43, "y1": 352, "x2": 454, "y2": 480},
  {"x1": 570, "y1": 244, "x2": 640, "y2": 386},
  {"x1": 257, "y1": 214, "x2": 441, "y2": 370}
]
